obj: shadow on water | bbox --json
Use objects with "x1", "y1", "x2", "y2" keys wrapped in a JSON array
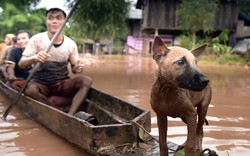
[{"x1": 1, "y1": 54, "x2": 250, "y2": 155}]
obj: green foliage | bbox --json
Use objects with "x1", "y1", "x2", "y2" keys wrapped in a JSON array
[
  {"x1": 0, "y1": 0, "x2": 46, "y2": 37},
  {"x1": 218, "y1": 29, "x2": 230, "y2": 45},
  {"x1": 176, "y1": 32, "x2": 246, "y2": 65},
  {"x1": 176, "y1": 0, "x2": 219, "y2": 45},
  {"x1": 217, "y1": 54, "x2": 246, "y2": 65},
  {"x1": 0, "y1": 0, "x2": 40, "y2": 11},
  {"x1": 212, "y1": 40, "x2": 231, "y2": 55},
  {"x1": 68, "y1": 0, "x2": 129, "y2": 41},
  {"x1": 200, "y1": 54, "x2": 246, "y2": 65},
  {"x1": 138, "y1": 127, "x2": 145, "y2": 141},
  {"x1": 177, "y1": 0, "x2": 219, "y2": 32},
  {"x1": 211, "y1": 29, "x2": 232, "y2": 55},
  {"x1": 239, "y1": 1, "x2": 250, "y2": 16},
  {"x1": 176, "y1": 35, "x2": 193, "y2": 49},
  {"x1": 28, "y1": 9, "x2": 47, "y2": 34},
  {"x1": 174, "y1": 149, "x2": 201, "y2": 156},
  {"x1": 176, "y1": 35, "x2": 207, "y2": 51}
]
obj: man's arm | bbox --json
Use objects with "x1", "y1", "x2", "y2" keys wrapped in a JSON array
[
  {"x1": 6, "y1": 63, "x2": 15, "y2": 80},
  {"x1": 19, "y1": 51, "x2": 50, "y2": 69},
  {"x1": 18, "y1": 55, "x2": 37, "y2": 69},
  {"x1": 19, "y1": 33, "x2": 50, "y2": 69},
  {"x1": 68, "y1": 39, "x2": 84, "y2": 74},
  {"x1": 71, "y1": 59, "x2": 85, "y2": 74}
]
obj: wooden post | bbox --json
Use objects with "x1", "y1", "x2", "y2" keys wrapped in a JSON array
[
  {"x1": 154, "y1": 28, "x2": 159, "y2": 37},
  {"x1": 247, "y1": 43, "x2": 250, "y2": 67}
]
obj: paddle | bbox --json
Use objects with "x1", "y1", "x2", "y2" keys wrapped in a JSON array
[{"x1": 3, "y1": 0, "x2": 80, "y2": 119}]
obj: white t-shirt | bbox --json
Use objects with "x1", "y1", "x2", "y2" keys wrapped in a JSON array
[
  {"x1": 23, "y1": 31, "x2": 79, "y2": 65},
  {"x1": 23, "y1": 32, "x2": 79, "y2": 82}
]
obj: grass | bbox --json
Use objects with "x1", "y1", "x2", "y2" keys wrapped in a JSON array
[{"x1": 199, "y1": 54, "x2": 247, "y2": 66}]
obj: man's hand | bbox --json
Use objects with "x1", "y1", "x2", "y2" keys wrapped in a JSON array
[
  {"x1": 35, "y1": 51, "x2": 51, "y2": 63},
  {"x1": 73, "y1": 59, "x2": 85, "y2": 74}
]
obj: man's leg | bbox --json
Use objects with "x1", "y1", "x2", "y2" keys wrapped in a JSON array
[
  {"x1": 48, "y1": 96, "x2": 72, "y2": 107},
  {"x1": 67, "y1": 76, "x2": 92, "y2": 115},
  {"x1": 24, "y1": 83, "x2": 51, "y2": 105}
]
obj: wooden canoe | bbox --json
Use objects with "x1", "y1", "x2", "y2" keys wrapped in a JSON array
[{"x1": 0, "y1": 80, "x2": 182, "y2": 156}]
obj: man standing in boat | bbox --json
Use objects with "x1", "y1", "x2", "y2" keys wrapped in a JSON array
[{"x1": 18, "y1": 8, "x2": 92, "y2": 115}]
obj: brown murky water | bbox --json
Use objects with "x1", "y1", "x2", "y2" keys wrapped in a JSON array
[{"x1": 1, "y1": 54, "x2": 250, "y2": 156}]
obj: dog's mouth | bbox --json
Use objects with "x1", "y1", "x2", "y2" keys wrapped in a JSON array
[{"x1": 177, "y1": 71, "x2": 209, "y2": 91}]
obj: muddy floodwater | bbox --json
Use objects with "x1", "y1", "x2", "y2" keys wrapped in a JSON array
[{"x1": 0, "y1": 54, "x2": 250, "y2": 156}]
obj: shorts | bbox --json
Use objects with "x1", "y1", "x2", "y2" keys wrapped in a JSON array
[{"x1": 30, "y1": 77, "x2": 82, "y2": 98}]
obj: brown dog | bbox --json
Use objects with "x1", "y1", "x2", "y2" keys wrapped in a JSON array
[{"x1": 150, "y1": 36, "x2": 212, "y2": 156}]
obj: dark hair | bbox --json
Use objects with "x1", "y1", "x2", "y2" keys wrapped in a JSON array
[
  {"x1": 12, "y1": 37, "x2": 17, "y2": 43},
  {"x1": 16, "y1": 30, "x2": 32, "y2": 38},
  {"x1": 46, "y1": 8, "x2": 66, "y2": 18}
]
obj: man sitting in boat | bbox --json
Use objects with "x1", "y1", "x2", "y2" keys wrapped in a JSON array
[
  {"x1": 5, "y1": 30, "x2": 32, "y2": 90},
  {"x1": 18, "y1": 8, "x2": 92, "y2": 115}
]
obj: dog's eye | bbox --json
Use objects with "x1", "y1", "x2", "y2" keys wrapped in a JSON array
[{"x1": 176, "y1": 59, "x2": 185, "y2": 65}]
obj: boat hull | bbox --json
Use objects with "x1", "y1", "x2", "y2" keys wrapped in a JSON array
[{"x1": 0, "y1": 80, "x2": 153, "y2": 155}]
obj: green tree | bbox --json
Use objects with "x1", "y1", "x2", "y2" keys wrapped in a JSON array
[
  {"x1": 176, "y1": 0, "x2": 219, "y2": 47},
  {"x1": 67, "y1": 0, "x2": 130, "y2": 42},
  {"x1": 0, "y1": 0, "x2": 45, "y2": 38},
  {"x1": 0, "y1": 0, "x2": 40, "y2": 11},
  {"x1": 239, "y1": 1, "x2": 250, "y2": 16}
]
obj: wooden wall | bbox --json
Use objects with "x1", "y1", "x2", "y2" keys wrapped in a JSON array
[
  {"x1": 214, "y1": 1, "x2": 238, "y2": 31},
  {"x1": 142, "y1": 0, "x2": 179, "y2": 30},
  {"x1": 137, "y1": 0, "x2": 239, "y2": 35}
]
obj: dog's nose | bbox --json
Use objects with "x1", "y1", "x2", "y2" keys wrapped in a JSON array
[
  {"x1": 194, "y1": 73, "x2": 209, "y2": 87},
  {"x1": 201, "y1": 77, "x2": 209, "y2": 86}
]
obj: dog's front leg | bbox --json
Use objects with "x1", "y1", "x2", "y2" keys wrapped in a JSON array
[
  {"x1": 196, "y1": 93, "x2": 211, "y2": 150},
  {"x1": 196, "y1": 104, "x2": 208, "y2": 150},
  {"x1": 185, "y1": 112, "x2": 197, "y2": 156},
  {"x1": 157, "y1": 113, "x2": 168, "y2": 156}
]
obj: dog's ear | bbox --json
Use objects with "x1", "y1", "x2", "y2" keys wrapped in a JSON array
[
  {"x1": 152, "y1": 36, "x2": 170, "y2": 61},
  {"x1": 191, "y1": 44, "x2": 207, "y2": 58}
]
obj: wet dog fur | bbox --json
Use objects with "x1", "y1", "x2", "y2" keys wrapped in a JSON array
[{"x1": 150, "y1": 36, "x2": 212, "y2": 156}]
